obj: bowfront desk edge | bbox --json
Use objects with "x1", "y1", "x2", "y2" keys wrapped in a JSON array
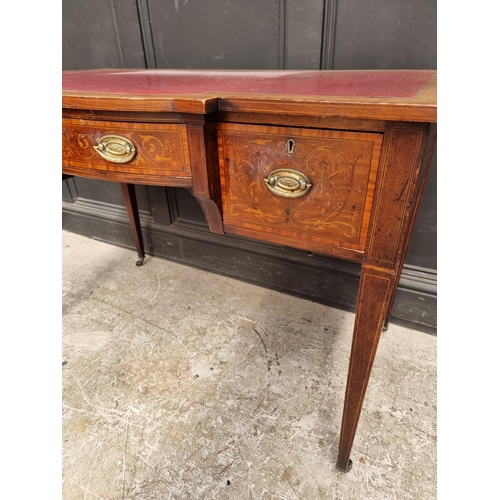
[{"x1": 62, "y1": 69, "x2": 437, "y2": 473}]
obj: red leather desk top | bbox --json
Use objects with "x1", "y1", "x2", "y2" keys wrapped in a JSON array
[{"x1": 63, "y1": 69, "x2": 435, "y2": 99}]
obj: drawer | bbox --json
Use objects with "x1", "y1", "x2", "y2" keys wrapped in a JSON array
[
  {"x1": 218, "y1": 123, "x2": 383, "y2": 255},
  {"x1": 62, "y1": 119, "x2": 192, "y2": 184}
]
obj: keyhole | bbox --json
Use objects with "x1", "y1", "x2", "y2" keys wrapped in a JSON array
[{"x1": 287, "y1": 139, "x2": 295, "y2": 154}]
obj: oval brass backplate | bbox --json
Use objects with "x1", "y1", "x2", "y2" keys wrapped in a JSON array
[
  {"x1": 264, "y1": 169, "x2": 312, "y2": 198},
  {"x1": 93, "y1": 135, "x2": 136, "y2": 163}
]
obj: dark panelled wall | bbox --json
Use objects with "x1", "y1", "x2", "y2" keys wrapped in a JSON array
[{"x1": 62, "y1": 0, "x2": 437, "y2": 331}]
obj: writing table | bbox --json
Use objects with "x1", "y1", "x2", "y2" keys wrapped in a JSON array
[{"x1": 62, "y1": 69, "x2": 437, "y2": 472}]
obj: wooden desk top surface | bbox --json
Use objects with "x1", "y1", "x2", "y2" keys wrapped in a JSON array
[{"x1": 63, "y1": 69, "x2": 436, "y2": 122}]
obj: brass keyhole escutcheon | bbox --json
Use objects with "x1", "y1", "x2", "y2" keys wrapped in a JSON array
[
  {"x1": 93, "y1": 135, "x2": 136, "y2": 163},
  {"x1": 287, "y1": 139, "x2": 295, "y2": 154}
]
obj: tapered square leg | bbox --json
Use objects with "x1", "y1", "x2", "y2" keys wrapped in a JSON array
[
  {"x1": 336, "y1": 265, "x2": 395, "y2": 472},
  {"x1": 383, "y1": 262, "x2": 403, "y2": 330},
  {"x1": 120, "y1": 183, "x2": 146, "y2": 266}
]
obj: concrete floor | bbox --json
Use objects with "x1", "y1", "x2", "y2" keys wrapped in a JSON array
[{"x1": 62, "y1": 230, "x2": 437, "y2": 500}]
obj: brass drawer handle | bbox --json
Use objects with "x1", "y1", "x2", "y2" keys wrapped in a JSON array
[
  {"x1": 93, "y1": 135, "x2": 136, "y2": 163},
  {"x1": 264, "y1": 168, "x2": 312, "y2": 198}
]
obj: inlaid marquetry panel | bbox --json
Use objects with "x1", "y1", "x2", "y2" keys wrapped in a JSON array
[
  {"x1": 219, "y1": 123, "x2": 382, "y2": 254},
  {"x1": 62, "y1": 119, "x2": 192, "y2": 184}
]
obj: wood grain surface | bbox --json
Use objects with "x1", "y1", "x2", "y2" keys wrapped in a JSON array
[
  {"x1": 219, "y1": 123, "x2": 382, "y2": 255},
  {"x1": 62, "y1": 118, "x2": 192, "y2": 185}
]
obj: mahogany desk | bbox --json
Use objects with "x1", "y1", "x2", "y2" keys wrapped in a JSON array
[{"x1": 62, "y1": 69, "x2": 436, "y2": 472}]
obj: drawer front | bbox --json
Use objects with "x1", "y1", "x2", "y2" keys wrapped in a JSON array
[
  {"x1": 62, "y1": 119, "x2": 191, "y2": 183},
  {"x1": 219, "y1": 123, "x2": 382, "y2": 254}
]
